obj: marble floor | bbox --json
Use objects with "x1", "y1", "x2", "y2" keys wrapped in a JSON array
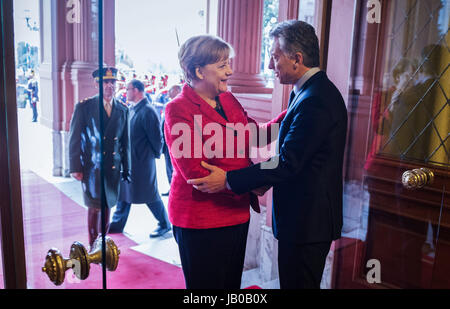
[{"x1": 16, "y1": 107, "x2": 270, "y2": 289}]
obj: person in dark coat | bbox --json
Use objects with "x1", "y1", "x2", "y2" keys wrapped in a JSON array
[
  {"x1": 188, "y1": 21, "x2": 348, "y2": 289},
  {"x1": 27, "y1": 69, "x2": 39, "y2": 122},
  {"x1": 69, "y1": 67, "x2": 130, "y2": 248},
  {"x1": 160, "y1": 84, "x2": 182, "y2": 196},
  {"x1": 109, "y1": 79, "x2": 171, "y2": 238}
]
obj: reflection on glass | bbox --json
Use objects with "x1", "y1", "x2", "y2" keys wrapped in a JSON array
[
  {"x1": 375, "y1": 0, "x2": 449, "y2": 167},
  {"x1": 336, "y1": 0, "x2": 449, "y2": 289},
  {"x1": 14, "y1": 0, "x2": 103, "y2": 288}
]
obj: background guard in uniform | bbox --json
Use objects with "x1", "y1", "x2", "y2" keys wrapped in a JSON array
[{"x1": 69, "y1": 67, "x2": 130, "y2": 248}]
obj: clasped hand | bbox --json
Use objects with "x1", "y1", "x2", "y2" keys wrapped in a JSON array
[
  {"x1": 187, "y1": 162, "x2": 271, "y2": 196},
  {"x1": 187, "y1": 162, "x2": 227, "y2": 194}
]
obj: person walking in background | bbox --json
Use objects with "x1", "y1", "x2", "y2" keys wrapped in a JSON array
[
  {"x1": 69, "y1": 67, "x2": 130, "y2": 248},
  {"x1": 109, "y1": 79, "x2": 171, "y2": 238},
  {"x1": 27, "y1": 69, "x2": 39, "y2": 122},
  {"x1": 161, "y1": 84, "x2": 182, "y2": 196}
]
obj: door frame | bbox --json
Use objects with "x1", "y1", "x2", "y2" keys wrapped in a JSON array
[{"x1": 0, "y1": 0, "x2": 27, "y2": 289}]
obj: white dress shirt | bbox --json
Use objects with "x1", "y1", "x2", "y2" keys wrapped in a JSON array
[{"x1": 293, "y1": 67, "x2": 321, "y2": 95}]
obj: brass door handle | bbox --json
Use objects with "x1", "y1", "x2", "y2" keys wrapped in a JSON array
[
  {"x1": 42, "y1": 236, "x2": 120, "y2": 286},
  {"x1": 402, "y1": 168, "x2": 434, "y2": 190}
]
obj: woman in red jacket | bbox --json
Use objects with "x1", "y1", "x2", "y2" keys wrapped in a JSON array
[{"x1": 164, "y1": 35, "x2": 285, "y2": 289}]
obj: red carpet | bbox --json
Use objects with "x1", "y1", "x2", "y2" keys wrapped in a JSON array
[{"x1": 14, "y1": 171, "x2": 185, "y2": 289}]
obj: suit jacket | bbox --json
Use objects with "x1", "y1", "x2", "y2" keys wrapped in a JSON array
[
  {"x1": 69, "y1": 95, "x2": 130, "y2": 208},
  {"x1": 164, "y1": 84, "x2": 285, "y2": 229},
  {"x1": 118, "y1": 98, "x2": 163, "y2": 204},
  {"x1": 228, "y1": 71, "x2": 348, "y2": 244}
]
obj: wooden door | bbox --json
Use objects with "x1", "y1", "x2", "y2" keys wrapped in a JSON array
[{"x1": 333, "y1": 0, "x2": 449, "y2": 289}]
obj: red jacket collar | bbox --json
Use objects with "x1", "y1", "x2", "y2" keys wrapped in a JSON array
[{"x1": 181, "y1": 84, "x2": 243, "y2": 126}]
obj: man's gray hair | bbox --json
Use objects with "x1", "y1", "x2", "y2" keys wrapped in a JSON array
[{"x1": 270, "y1": 20, "x2": 320, "y2": 68}]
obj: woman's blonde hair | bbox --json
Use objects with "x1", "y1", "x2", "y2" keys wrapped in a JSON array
[{"x1": 179, "y1": 35, "x2": 234, "y2": 85}]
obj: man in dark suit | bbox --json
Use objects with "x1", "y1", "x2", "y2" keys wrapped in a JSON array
[
  {"x1": 109, "y1": 80, "x2": 171, "y2": 238},
  {"x1": 188, "y1": 20, "x2": 348, "y2": 289},
  {"x1": 69, "y1": 67, "x2": 130, "y2": 248}
]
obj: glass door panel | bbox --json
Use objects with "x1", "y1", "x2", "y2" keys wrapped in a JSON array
[
  {"x1": 334, "y1": 0, "x2": 449, "y2": 289},
  {"x1": 431, "y1": 116, "x2": 449, "y2": 288},
  {"x1": 12, "y1": 0, "x2": 106, "y2": 288}
]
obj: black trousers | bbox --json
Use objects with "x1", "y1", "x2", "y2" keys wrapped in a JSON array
[
  {"x1": 163, "y1": 147, "x2": 173, "y2": 185},
  {"x1": 173, "y1": 221, "x2": 249, "y2": 289},
  {"x1": 278, "y1": 240, "x2": 331, "y2": 289}
]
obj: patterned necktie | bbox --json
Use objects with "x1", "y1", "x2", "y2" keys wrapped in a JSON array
[{"x1": 104, "y1": 101, "x2": 112, "y2": 118}]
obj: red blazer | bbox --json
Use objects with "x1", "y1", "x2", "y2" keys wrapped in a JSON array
[{"x1": 164, "y1": 84, "x2": 285, "y2": 229}]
